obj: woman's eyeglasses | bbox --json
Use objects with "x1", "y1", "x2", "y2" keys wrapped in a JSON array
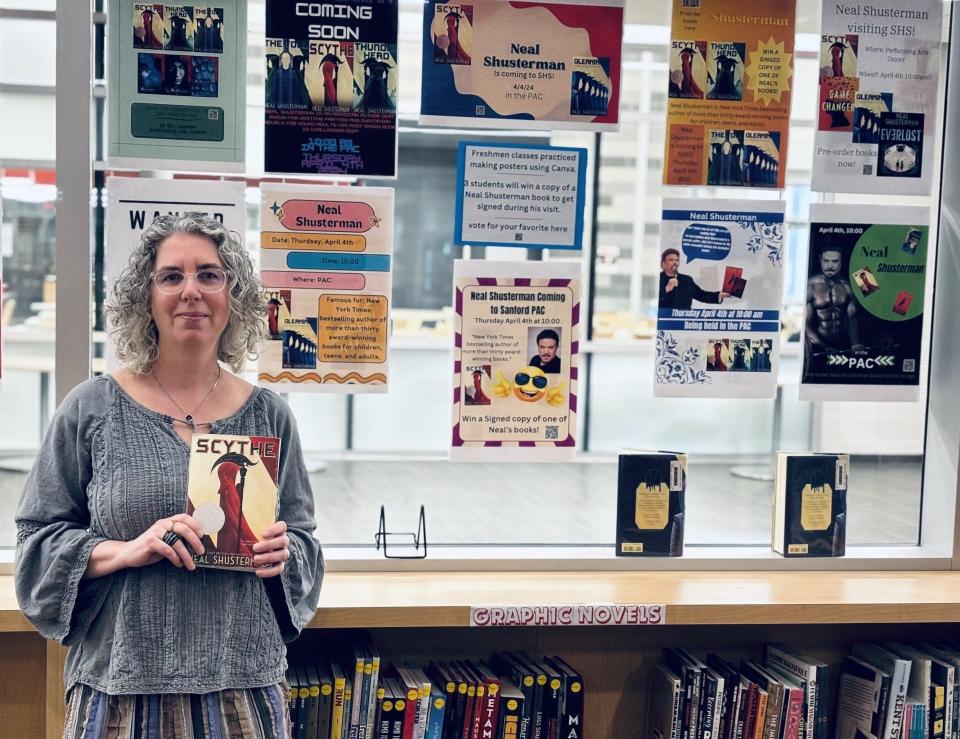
[{"x1": 149, "y1": 267, "x2": 228, "y2": 294}]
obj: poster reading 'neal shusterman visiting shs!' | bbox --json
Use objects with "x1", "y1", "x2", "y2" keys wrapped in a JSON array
[
  {"x1": 811, "y1": 0, "x2": 943, "y2": 195},
  {"x1": 420, "y1": 0, "x2": 624, "y2": 132},
  {"x1": 664, "y1": 0, "x2": 796, "y2": 189},
  {"x1": 258, "y1": 184, "x2": 393, "y2": 393},
  {"x1": 452, "y1": 261, "x2": 580, "y2": 461}
]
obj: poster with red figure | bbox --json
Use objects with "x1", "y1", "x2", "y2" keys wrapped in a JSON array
[
  {"x1": 186, "y1": 433, "x2": 281, "y2": 571},
  {"x1": 420, "y1": 0, "x2": 624, "y2": 131}
]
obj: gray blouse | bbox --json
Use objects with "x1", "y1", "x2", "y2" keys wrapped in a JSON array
[{"x1": 14, "y1": 375, "x2": 324, "y2": 696}]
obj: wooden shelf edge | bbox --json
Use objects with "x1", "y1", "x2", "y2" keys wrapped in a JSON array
[{"x1": 5, "y1": 571, "x2": 960, "y2": 633}]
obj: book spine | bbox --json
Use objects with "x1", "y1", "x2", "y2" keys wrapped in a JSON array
[
  {"x1": 470, "y1": 683, "x2": 484, "y2": 739},
  {"x1": 366, "y1": 658, "x2": 382, "y2": 739},
  {"x1": 782, "y1": 688, "x2": 803, "y2": 739},
  {"x1": 480, "y1": 682, "x2": 501, "y2": 739},
  {"x1": 765, "y1": 650, "x2": 815, "y2": 739},
  {"x1": 350, "y1": 657, "x2": 365, "y2": 739},
  {"x1": 753, "y1": 690, "x2": 767, "y2": 739},
  {"x1": 426, "y1": 692, "x2": 445, "y2": 739}
]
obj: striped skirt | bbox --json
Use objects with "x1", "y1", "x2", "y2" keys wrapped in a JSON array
[{"x1": 63, "y1": 683, "x2": 291, "y2": 739}]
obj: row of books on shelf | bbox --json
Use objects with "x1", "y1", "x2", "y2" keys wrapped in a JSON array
[
  {"x1": 286, "y1": 647, "x2": 582, "y2": 739},
  {"x1": 617, "y1": 451, "x2": 849, "y2": 558},
  {"x1": 649, "y1": 641, "x2": 960, "y2": 739}
]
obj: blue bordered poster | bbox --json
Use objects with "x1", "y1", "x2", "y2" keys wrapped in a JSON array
[
  {"x1": 654, "y1": 198, "x2": 785, "y2": 399},
  {"x1": 455, "y1": 142, "x2": 587, "y2": 250}
]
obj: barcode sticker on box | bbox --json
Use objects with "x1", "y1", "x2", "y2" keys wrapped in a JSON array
[
  {"x1": 836, "y1": 458, "x2": 848, "y2": 490},
  {"x1": 670, "y1": 460, "x2": 683, "y2": 491}
]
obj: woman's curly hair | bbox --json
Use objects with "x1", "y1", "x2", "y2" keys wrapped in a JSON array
[{"x1": 105, "y1": 213, "x2": 266, "y2": 374}]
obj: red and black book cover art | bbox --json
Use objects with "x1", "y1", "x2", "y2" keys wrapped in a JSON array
[
  {"x1": 187, "y1": 434, "x2": 281, "y2": 571},
  {"x1": 892, "y1": 290, "x2": 912, "y2": 316},
  {"x1": 722, "y1": 266, "x2": 747, "y2": 298}
]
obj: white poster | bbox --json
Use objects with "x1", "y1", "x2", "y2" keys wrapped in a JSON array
[
  {"x1": 451, "y1": 260, "x2": 581, "y2": 461},
  {"x1": 811, "y1": 0, "x2": 943, "y2": 195},
  {"x1": 654, "y1": 199, "x2": 785, "y2": 399},
  {"x1": 106, "y1": 177, "x2": 247, "y2": 367},
  {"x1": 258, "y1": 184, "x2": 393, "y2": 393}
]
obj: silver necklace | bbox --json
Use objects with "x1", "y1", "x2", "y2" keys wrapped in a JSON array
[{"x1": 151, "y1": 365, "x2": 222, "y2": 431}]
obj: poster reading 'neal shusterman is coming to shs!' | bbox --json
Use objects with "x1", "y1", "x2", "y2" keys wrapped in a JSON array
[
  {"x1": 452, "y1": 261, "x2": 580, "y2": 461},
  {"x1": 664, "y1": 0, "x2": 796, "y2": 189},
  {"x1": 420, "y1": 0, "x2": 624, "y2": 132}
]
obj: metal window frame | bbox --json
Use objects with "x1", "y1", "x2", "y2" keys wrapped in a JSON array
[{"x1": 42, "y1": 0, "x2": 960, "y2": 571}]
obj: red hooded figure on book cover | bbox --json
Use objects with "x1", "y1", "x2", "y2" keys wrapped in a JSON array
[{"x1": 186, "y1": 433, "x2": 281, "y2": 571}]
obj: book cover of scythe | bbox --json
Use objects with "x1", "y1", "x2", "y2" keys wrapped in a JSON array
[{"x1": 186, "y1": 433, "x2": 281, "y2": 571}]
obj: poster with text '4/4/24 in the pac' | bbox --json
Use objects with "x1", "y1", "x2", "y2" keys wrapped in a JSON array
[
  {"x1": 258, "y1": 185, "x2": 393, "y2": 393},
  {"x1": 800, "y1": 203, "x2": 930, "y2": 403},
  {"x1": 109, "y1": 1, "x2": 246, "y2": 171},
  {"x1": 420, "y1": 0, "x2": 624, "y2": 132},
  {"x1": 264, "y1": 0, "x2": 398, "y2": 178},
  {"x1": 811, "y1": 0, "x2": 943, "y2": 195},
  {"x1": 655, "y1": 199, "x2": 785, "y2": 399},
  {"x1": 452, "y1": 260, "x2": 580, "y2": 461},
  {"x1": 664, "y1": 0, "x2": 795, "y2": 189}
]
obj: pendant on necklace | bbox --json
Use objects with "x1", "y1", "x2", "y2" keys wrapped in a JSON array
[{"x1": 185, "y1": 415, "x2": 194, "y2": 430}]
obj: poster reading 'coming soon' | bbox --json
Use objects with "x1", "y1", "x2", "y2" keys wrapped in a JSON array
[{"x1": 264, "y1": 0, "x2": 399, "y2": 177}]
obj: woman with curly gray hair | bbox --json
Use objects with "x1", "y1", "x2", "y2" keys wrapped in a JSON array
[{"x1": 15, "y1": 214, "x2": 323, "y2": 737}]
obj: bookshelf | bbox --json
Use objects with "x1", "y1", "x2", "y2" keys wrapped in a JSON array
[{"x1": 4, "y1": 570, "x2": 960, "y2": 737}]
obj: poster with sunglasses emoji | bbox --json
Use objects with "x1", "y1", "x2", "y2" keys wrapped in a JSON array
[{"x1": 451, "y1": 260, "x2": 580, "y2": 461}]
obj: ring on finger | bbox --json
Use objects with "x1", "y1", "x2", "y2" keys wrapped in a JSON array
[
  {"x1": 162, "y1": 531, "x2": 182, "y2": 547},
  {"x1": 168, "y1": 518, "x2": 177, "y2": 533}
]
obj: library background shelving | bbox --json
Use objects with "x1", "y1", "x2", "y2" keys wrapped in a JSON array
[{"x1": 4, "y1": 569, "x2": 960, "y2": 738}]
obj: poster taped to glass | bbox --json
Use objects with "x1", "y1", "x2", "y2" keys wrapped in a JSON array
[
  {"x1": 451, "y1": 260, "x2": 580, "y2": 461},
  {"x1": 800, "y1": 203, "x2": 930, "y2": 402},
  {"x1": 420, "y1": 0, "x2": 624, "y2": 132},
  {"x1": 108, "y1": 1, "x2": 246, "y2": 171},
  {"x1": 811, "y1": 0, "x2": 943, "y2": 195},
  {"x1": 264, "y1": 0, "x2": 399, "y2": 178},
  {"x1": 258, "y1": 185, "x2": 393, "y2": 392},
  {"x1": 655, "y1": 199, "x2": 785, "y2": 399},
  {"x1": 663, "y1": 0, "x2": 796, "y2": 189}
]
